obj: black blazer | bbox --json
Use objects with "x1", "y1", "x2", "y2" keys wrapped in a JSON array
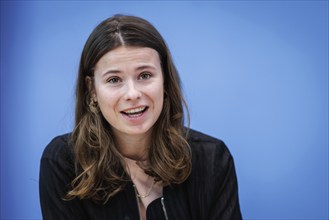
[{"x1": 39, "y1": 129, "x2": 242, "y2": 220}]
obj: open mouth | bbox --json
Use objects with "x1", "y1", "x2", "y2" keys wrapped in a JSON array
[{"x1": 121, "y1": 106, "x2": 148, "y2": 118}]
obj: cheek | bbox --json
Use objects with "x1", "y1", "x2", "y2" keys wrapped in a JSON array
[
  {"x1": 96, "y1": 89, "x2": 119, "y2": 112},
  {"x1": 153, "y1": 86, "x2": 164, "y2": 109}
]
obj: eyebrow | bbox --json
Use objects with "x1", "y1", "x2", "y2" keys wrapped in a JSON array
[
  {"x1": 101, "y1": 65, "x2": 157, "y2": 77},
  {"x1": 102, "y1": 69, "x2": 121, "y2": 77}
]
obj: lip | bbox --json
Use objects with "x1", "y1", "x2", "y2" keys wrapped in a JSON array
[
  {"x1": 120, "y1": 105, "x2": 147, "y2": 113},
  {"x1": 120, "y1": 105, "x2": 148, "y2": 113},
  {"x1": 120, "y1": 106, "x2": 149, "y2": 122}
]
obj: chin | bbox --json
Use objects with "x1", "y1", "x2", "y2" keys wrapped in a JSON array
[{"x1": 124, "y1": 125, "x2": 153, "y2": 136}]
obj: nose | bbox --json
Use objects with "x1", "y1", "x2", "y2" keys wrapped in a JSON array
[{"x1": 124, "y1": 80, "x2": 142, "y2": 101}]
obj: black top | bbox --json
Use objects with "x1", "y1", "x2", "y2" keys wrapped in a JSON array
[{"x1": 39, "y1": 129, "x2": 242, "y2": 220}]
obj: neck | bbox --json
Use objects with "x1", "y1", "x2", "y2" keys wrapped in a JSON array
[{"x1": 113, "y1": 129, "x2": 151, "y2": 161}]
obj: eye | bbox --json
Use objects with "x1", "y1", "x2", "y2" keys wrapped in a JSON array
[
  {"x1": 139, "y1": 72, "x2": 152, "y2": 80},
  {"x1": 107, "y1": 76, "x2": 121, "y2": 84}
]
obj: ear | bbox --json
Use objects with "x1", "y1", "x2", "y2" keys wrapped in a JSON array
[{"x1": 85, "y1": 76, "x2": 97, "y2": 101}]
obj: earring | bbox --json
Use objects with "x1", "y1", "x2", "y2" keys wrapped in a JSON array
[{"x1": 89, "y1": 98, "x2": 100, "y2": 113}]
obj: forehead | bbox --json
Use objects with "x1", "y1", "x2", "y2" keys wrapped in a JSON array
[{"x1": 95, "y1": 46, "x2": 161, "y2": 71}]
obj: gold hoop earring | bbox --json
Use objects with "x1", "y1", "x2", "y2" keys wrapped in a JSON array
[{"x1": 89, "y1": 98, "x2": 100, "y2": 113}]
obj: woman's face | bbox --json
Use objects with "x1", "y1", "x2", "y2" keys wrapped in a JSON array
[{"x1": 90, "y1": 46, "x2": 164, "y2": 139}]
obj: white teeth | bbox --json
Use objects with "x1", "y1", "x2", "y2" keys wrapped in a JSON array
[{"x1": 124, "y1": 107, "x2": 146, "y2": 114}]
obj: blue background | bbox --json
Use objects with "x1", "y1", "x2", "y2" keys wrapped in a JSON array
[{"x1": 1, "y1": 1, "x2": 328, "y2": 219}]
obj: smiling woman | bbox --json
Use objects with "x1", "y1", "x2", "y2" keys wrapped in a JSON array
[
  {"x1": 39, "y1": 14, "x2": 242, "y2": 220},
  {"x1": 89, "y1": 47, "x2": 164, "y2": 141}
]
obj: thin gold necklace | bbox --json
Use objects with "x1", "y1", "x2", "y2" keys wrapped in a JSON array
[{"x1": 133, "y1": 180, "x2": 155, "y2": 198}]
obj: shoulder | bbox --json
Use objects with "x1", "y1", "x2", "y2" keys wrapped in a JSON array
[
  {"x1": 187, "y1": 128, "x2": 225, "y2": 145},
  {"x1": 184, "y1": 129, "x2": 242, "y2": 219},
  {"x1": 187, "y1": 128, "x2": 234, "y2": 180},
  {"x1": 41, "y1": 133, "x2": 74, "y2": 166},
  {"x1": 187, "y1": 128, "x2": 231, "y2": 161}
]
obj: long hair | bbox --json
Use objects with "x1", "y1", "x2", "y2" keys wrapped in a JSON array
[{"x1": 66, "y1": 15, "x2": 191, "y2": 204}]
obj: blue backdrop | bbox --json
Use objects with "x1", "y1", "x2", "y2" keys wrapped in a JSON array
[{"x1": 1, "y1": 1, "x2": 328, "y2": 219}]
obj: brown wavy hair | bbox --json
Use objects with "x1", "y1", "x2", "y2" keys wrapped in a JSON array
[{"x1": 66, "y1": 14, "x2": 191, "y2": 204}]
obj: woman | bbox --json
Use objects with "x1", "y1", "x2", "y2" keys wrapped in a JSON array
[{"x1": 39, "y1": 15, "x2": 242, "y2": 220}]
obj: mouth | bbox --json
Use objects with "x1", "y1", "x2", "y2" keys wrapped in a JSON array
[{"x1": 120, "y1": 106, "x2": 149, "y2": 118}]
